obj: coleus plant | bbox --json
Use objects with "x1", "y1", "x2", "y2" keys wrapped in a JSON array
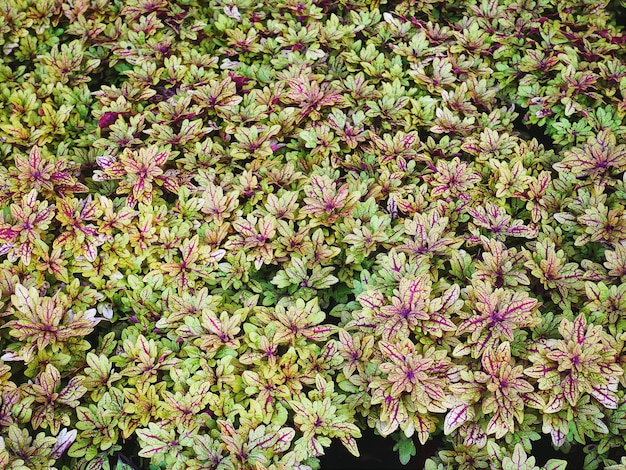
[{"x1": 1, "y1": 0, "x2": 626, "y2": 469}]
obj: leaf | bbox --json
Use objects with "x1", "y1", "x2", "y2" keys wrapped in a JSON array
[
  {"x1": 503, "y1": 444, "x2": 530, "y2": 470},
  {"x1": 444, "y1": 404, "x2": 472, "y2": 435},
  {"x1": 136, "y1": 424, "x2": 174, "y2": 459},
  {"x1": 340, "y1": 435, "x2": 360, "y2": 458},
  {"x1": 300, "y1": 174, "x2": 360, "y2": 224},
  {"x1": 543, "y1": 460, "x2": 568, "y2": 470},
  {"x1": 554, "y1": 129, "x2": 626, "y2": 181},
  {"x1": 272, "y1": 428, "x2": 295, "y2": 453},
  {"x1": 590, "y1": 384, "x2": 619, "y2": 409},
  {"x1": 48, "y1": 429, "x2": 77, "y2": 460},
  {"x1": 414, "y1": 413, "x2": 436, "y2": 445},
  {"x1": 392, "y1": 436, "x2": 416, "y2": 465},
  {"x1": 12, "y1": 284, "x2": 38, "y2": 317}
]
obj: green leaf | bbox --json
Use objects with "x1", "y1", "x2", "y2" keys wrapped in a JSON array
[{"x1": 392, "y1": 434, "x2": 416, "y2": 465}]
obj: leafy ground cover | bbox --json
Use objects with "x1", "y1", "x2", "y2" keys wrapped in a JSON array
[{"x1": 1, "y1": 0, "x2": 626, "y2": 469}]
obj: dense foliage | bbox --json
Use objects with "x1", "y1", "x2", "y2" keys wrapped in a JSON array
[{"x1": 1, "y1": 0, "x2": 626, "y2": 468}]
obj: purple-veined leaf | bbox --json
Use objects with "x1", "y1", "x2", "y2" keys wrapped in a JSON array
[
  {"x1": 486, "y1": 410, "x2": 512, "y2": 439},
  {"x1": 74, "y1": 406, "x2": 96, "y2": 428},
  {"x1": 554, "y1": 129, "x2": 626, "y2": 180},
  {"x1": 56, "y1": 376, "x2": 87, "y2": 408},
  {"x1": 414, "y1": 413, "x2": 436, "y2": 445},
  {"x1": 288, "y1": 400, "x2": 307, "y2": 416},
  {"x1": 340, "y1": 435, "x2": 360, "y2": 457},
  {"x1": 357, "y1": 289, "x2": 385, "y2": 310},
  {"x1": 12, "y1": 283, "x2": 38, "y2": 317},
  {"x1": 506, "y1": 444, "x2": 530, "y2": 470},
  {"x1": 521, "y1": 392, "x2": 545, "y2": 410},
  {"x1": 444, "y1": 403, "x2": 473, "y2": 435},
  {"x1": 308, "y1": 436, "x2": 326, "y2": 457},
  {"x1": 544, "y1": 394, "x2": 565, "y2": 413},
  {"x1": 248, "y1": 425, "x2": 279, "y2": 451},
  {"x1": 379, "y1": 342, "x2": 406, "y2": 365},
  {"x1": 136, "y1": 423, "x2": 175, "y2": 459},
  {"x1": 273, "y1": 428, "x2": 295, "y2": 453},
  {"x1": 562, "y1": 374, "x2": 580, "y2": 407},
  {"x1": 452, "y1": 342, "x2": 472, "y2": 357},
  {"x1": 591, "y1": 384, "x2": 619, "y2": 409},
  {"x1": 468, "y1": 202, "x2": 537, "y2": 239},
  {"x1": 374, "y1": 388, "x2": 407, "y2": 437},
  {"x1": 181, "y1": 235, "x2": 199, "y2": 265},
  {"x1": 50, "y1": 428, "x2": 77, "y2": 459},
  {"x1": 463, "y1": 422, "x2": 487, "y2": 447},
  {"x1": 544, "y1": 460, "x2": 568, "y2": 470}
]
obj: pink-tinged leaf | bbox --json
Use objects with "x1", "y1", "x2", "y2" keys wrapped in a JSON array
[
  {"x1": 379, "y1": 342, "x2": 405, "y2": 365},
  {"x1": 562, "y1": 374, "x2": 580, "y2": 406},
  {"x1": 53, "y1": 231, "x2": 74, "y2": 248},
  {"x1": 473, "y1": 329, "x2": 497, "y2": 356},
  {"x1": 80, "y1": 197, "x2": 98, "y2": 220},
  {"x1": 439, "y1": 284, "x2": 462, "y2": 312},
  {"x1": 550, "y1": 428, "x2": 567, "y2": 447},
  {"x1": 39, "y1": 364, "x2": 61, "y2": 396},
  {"x1": 152, "y1": 149, "x2": 169, "y2": 167},
  {"x1": 444, "y1": 404, "x2": 472, "y2": 435},
  {"x1": 95, "y1": 155, "x2": 115, "y2": 171},
  {"x1": 377, "y1": 416, "x2": 400, "y2": 437},
  {"x1": 377, "y1": 397, "x2": 405, "y2": 436},
  {"x1": 524, "y1": 362, "x2": 559, "y2": 381},
  {"x1": 456, "y1": 314, "x2": 486, "y2": 336},
  {"x1": 201, "y1": 310, "x2": 222, "y2": 336},
  {"x1": 304, "y1": 325, "x2": 337, "y2": 341},
  {"x1": 591, "y1": 384, "x2": 618, "y2": 409},
  {"x1": 545, "y1": 394, "x2": 565, "y2": 413},
  {"x1": 23, "y1": 188, "x2": 39, "y2": 210},
  {"x1": 486, "y1": 411, "x2": 510, "y2": 439},
  {"x1": 50, "y1": 171, "x2": 74, "y2": 186},
  {"x1": 51, "y1": 428, "x2": 77, "y2": 459},
  {"x1": 423, "y1": 382, "x2": 446, "y2": 404},
  {"x1": 482, "y1": 347, "x2": 503, "y2": 377},
  {"x1": 0, "y1": 227, "x2": 18, "y2": 242},
  {"x1": 83, "y1": 239, "x2": 98, "y2": 262},
  {"x1": 232, "y1": 216, "x2": 257, "y2": 238},
  {"x1": 357, "y1": 290, "x2": 385, "y2": 310},
  {"x1": 452, "y1": 343, "x2": 472, "y2": 357},
  {"x1": 571, "y1": 314, "x2": 589, "y2": 344},
  {"x1": 217, "y1": 420, "x2": 236, "y2": 438},
  {"x1": 29, "y1": 145, "x2": 44, "y2": 169}
]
